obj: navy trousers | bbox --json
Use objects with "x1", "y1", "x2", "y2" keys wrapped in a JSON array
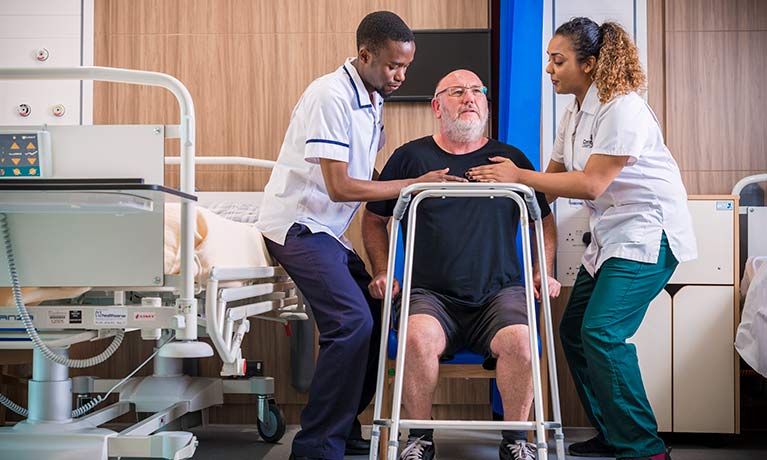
[{"x1": 265, "y1": 224, "x2": 381, "y2": 460}]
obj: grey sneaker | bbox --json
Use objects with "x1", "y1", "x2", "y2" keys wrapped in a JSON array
[
  {"x1": 499, "y1": 440, "x2": 537, "y2": 460},
  {"x1": 399, "y1": 436, "x2": 436, "y2": 460}
]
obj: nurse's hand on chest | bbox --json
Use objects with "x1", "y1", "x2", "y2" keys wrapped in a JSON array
[{"x1": 465, "y1": 156, "x2": 519, "y2": 183}]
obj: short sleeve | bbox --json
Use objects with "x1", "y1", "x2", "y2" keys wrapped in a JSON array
[
  {"x1": 550, "y1": 111, "x2": 568, "y2": 164},
  {"x1": 302, "y1": 86, "x2": 351, "y2": 164},
  {"x1": 366, "y1": 148, "x2": 406, "y2": 217},
  {"x1": 591, "y1": 95, "x2": 649, "y2": 165},
  {"x1": 510, "y1": 150, "x2": 552, "y2": 220}
]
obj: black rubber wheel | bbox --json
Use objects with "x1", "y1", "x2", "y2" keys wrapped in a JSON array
[{"x1": 257, "y1": 400, "x2": 286, "y2": 443}]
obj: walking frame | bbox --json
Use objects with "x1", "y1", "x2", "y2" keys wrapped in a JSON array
[{"x1": 369, "y1": 182, "x2": 565, "y2": 460}]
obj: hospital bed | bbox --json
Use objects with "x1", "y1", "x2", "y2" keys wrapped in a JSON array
[
  {"x1": 733, "y1": 174, "x2": 767, "y2": 378},
  {"x1": 0, "y1": 66, "x2": 304, "y2": 459}
]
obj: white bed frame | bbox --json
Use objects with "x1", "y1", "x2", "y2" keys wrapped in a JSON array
[{"x1": 0, "y1": 67, "x2": 300, "y2": 459}]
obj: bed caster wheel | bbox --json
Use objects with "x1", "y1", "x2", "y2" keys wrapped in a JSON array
[{"x1": 258, "y1": 399, "x2": 286, "y2": 443}]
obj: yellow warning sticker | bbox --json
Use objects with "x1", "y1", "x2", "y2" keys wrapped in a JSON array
[
  {"x1": 11, "y1": 158, "x2": 20, "y2": 165},
  {"x1": 28, "y1": 158, "x2": 36, "y2": 165},
  {"x1": 26, "y1": 142, "x2": 36, "y2": 150},
  {"x1": 10, "y1": 142, "x2": 20, "y2": 150}
]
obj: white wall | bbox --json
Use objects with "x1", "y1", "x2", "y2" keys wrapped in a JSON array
[
  {"x1": 541, "y1": 0, "x2": 647, "y2": 168},
  {"x1": 0, "y1": 0, "x2": 93, "y2": 125}
]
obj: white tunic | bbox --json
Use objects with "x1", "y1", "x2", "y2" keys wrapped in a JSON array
[
  {"x1": 257, "y1": 58, "x2": 385, "y2": 249},
  {"x1": 551, "y1": 83, "x2": 697, "y2": 275}
]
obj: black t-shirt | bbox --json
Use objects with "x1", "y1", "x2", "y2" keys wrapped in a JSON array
[{"x1": 366, "y1": 136, "x2": 551, "y2": 307}]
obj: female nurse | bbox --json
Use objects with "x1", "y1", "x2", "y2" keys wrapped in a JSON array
[{"x1": 468, "y1": 17, "x2": 697, "y2": 460}]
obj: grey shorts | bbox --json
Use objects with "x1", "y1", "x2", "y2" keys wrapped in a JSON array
[{"x1": 397, "y1": 285, "x2": 529, "y2": 369}]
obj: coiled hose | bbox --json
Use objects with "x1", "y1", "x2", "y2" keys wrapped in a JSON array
[
  {"x1": 0, "y1": 212, "x2": 131, "y2": 418},
  {"x1": 0, "y1": 213, "x2": 125, "y2": 368}
]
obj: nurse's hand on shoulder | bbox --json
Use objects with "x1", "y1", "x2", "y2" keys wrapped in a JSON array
[
  {"x1": 533, "y1": 272, "x2": 561, "y2": 300},
  {"x1": 368, "y1": 271, "x2": 400, "y2": 300},
  {"x1": 416, "y1": 167, "x2": 468, "y2": 184},
  {"x1": 466, "y1": 157, "x2": 520, "y2": 183}
]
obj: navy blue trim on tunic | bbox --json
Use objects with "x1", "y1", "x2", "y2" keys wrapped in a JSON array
[
  {"x1": 306, "y1": 138, "x2": 350, "y2": 148},
  {"x1": 342, "y1": 65, "x2": 372, "y2": 109}
]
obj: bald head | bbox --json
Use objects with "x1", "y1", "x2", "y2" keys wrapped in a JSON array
[
  {"x1": 434, "y1": 70, "x2": 484, "y2": 97},
  {"x1": 432, "y1": 69, "x2": 488, "y2": 144}
]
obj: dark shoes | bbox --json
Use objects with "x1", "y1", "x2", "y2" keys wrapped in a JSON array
[
  {"x1": 289, "y1": 438, "x2": 371, "y2": 458},
  {"x1": 619, "y1": 450, "x2": 672, "y2": 460},
  {"x1": 345, "y1": 436, "x2": 371, "y2": 455},
  {"x1": 568, "y1": 436, "x2": 616, "y2": 457}
]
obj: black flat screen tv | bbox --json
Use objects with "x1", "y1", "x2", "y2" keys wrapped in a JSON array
[{"x1": 387, "y1": 29, "x2": 492, "y2": 102}]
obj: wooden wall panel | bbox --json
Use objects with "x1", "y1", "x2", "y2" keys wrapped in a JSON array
[
  {"x1": 681, "y1": 171, "x2": 767, "y2": 196},
  {"x1": 666, "y1": 31, "x2": 767, "y2": 172},
  {"x1": 647, "y1": 0, "x2": 665, "y2": 132},
  {"x1": 663, "y1": 0, "x2": 767, "y2": 196},
  {"x1": 666, "y1": 0, "x2": 767, "y2": 32},
  {"x1": 95, "y1": 0, "x2": 488, "y2": 190},
  {"x1": 90, "y1": 0, "x2": 490, "y2": 426}
]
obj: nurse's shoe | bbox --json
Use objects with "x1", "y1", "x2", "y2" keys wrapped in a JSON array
[
  {"x1": 568, "y1": 436, "x2": 616, "y2": 457},
  {"x1": 499, "y1": 440, "x2": 537, "y2": 460},
  {"x1": 618, "y1": 450, "x2": 672, "y2": 460},
  {"x1": 344, "y1": 436, "x2": 371, "y2": 455},
  {"x1": 399, "y1": 435, "x2": 435, "y2": 460}
]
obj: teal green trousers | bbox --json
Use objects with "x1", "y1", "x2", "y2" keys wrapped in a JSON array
[{"x1": 560, "y1": 234, "x2": 677, "y2": 458}]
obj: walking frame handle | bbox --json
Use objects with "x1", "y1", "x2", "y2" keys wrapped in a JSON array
[{"x1": 392, "y1": 182, "x2": 542, "y2": 221}]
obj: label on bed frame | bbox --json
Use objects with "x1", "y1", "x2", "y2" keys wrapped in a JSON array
[
  {"x1": 94, "y1": 308, "x2": 128, "y2": 326},
  {"x1": 48, "y1": 309, "x2": 69, "y2": 325}
]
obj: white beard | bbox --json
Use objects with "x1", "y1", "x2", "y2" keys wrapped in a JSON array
[{"x1": 443, "y1": 111, "x2": 488, "y2": 143}]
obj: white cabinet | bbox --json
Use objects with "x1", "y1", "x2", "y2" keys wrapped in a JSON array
[
  {"x1": 557, "y1": 196, "x2": 739, "y2": 433},
  {"x1": 0, "y1": 0, "x2": 93, "y2": 125},
  {"x1": 672, "y1": 285, "x2": 736, "y2": 433},
  {"x1": 629, "y1": 290, "x2": 672, "y2": 432},
  {"x1": 669, "y1": 199, "x2": 735, "y2": 285}
]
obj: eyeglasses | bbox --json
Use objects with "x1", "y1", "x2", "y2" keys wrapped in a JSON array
[{"x1": 433, "y1": 85, "x2": 488, "y2": 98}]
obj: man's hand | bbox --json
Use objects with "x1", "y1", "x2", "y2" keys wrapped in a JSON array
[
  {"x1": 368, "y1": 271, "x2": 401, "y2": 300},
  {"x1": 533, "y1": 272, "x2": 561, "y2": 300},
  {"x1": 415, "y1": 167, "x2": 468, "y2": 184}
]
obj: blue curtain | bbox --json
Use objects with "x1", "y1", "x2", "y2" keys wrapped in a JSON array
[
  {"x1": 498, "y1": 0, "x2": 544, "y2": 172},
  {"x1": 492, "y1": 0, "x2": 545, "y2": 416},
  {"x1": 497, "y1": 0, "x2": 545, "y2": 286}
]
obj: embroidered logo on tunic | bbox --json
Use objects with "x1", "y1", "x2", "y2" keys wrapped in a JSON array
[{"x1": 581, "y1": 135, "x2": 593, "y2": 148}]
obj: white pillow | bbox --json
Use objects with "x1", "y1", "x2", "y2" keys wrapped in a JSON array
[{"x1": 204, "y1": 201, "x2": 262, "y2": 224}]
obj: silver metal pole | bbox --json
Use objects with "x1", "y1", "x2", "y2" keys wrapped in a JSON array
[
  {"x1": 518, "y1": 209, "x2": 548, "y2": 460},
  {"x1": 534, "y1": 218, "x2": 566, "y2": 458},
  {"x1": 370, "y1": 219, "x2": 402, "y2": 460},
  {"x1": 28, "y1": 347, "x2": 72, "y2": 423},
  {"x1": 387, "y1": 193, "x2": 426, "y2": 460}
]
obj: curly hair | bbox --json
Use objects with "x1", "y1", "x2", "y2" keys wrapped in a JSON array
[{"x1": 555, "y1": 18, "x2": 646, "y2": 103}]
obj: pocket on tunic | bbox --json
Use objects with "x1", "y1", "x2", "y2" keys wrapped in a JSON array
[{"x1": 594, "y1": 203, "x2": 662, "y2": 246}]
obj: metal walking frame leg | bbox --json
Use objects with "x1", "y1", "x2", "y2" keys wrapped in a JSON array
[
  {"x1": 370, "y1": 183, "x2": 565, "y2": 460},
  {"x1": 534, "y1": 217, "x2": 566, "y2": 460},
  {"x1": 369, "y1": 218, "x2": 403, "y2": 460}
]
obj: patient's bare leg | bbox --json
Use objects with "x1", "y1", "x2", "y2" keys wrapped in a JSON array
[
  {"x1": 491, "y1": 324, "x2": 533, "y2": 421},
  {"x1": 401, "y1": 314, "x2": 446, "y2": 420}
]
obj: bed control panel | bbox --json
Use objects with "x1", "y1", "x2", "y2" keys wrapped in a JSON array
[{"x1": 0, "y1": 130, "x2": 51, "y2": 178}]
